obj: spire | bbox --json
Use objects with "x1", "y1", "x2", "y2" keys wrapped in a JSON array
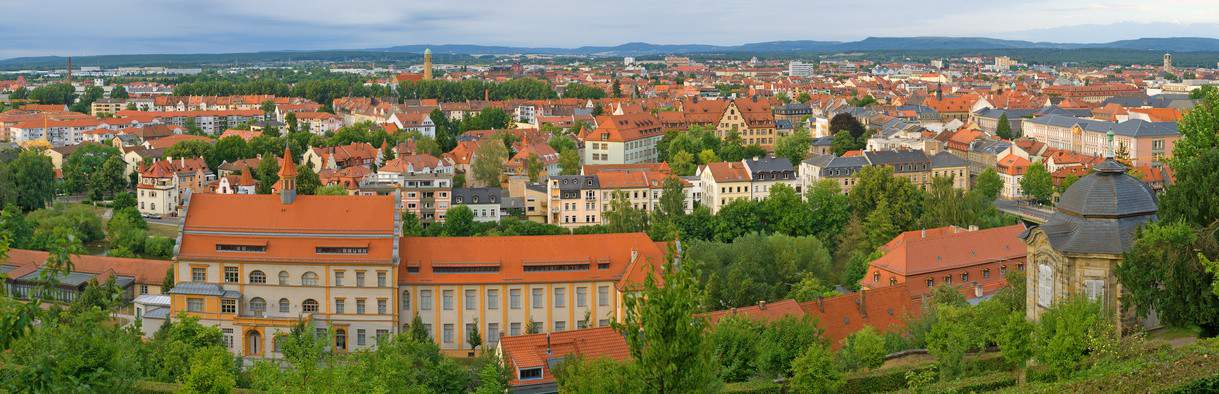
[
  {"x1": 1095, "y1": 129, "x2": 1128, "y2": 174},
  {"x1": 278, "y1": 145, "x2": 298, "y2": 204},
  {"x1": 239, "y1": 167, "x2": 255, "y2": 187}
]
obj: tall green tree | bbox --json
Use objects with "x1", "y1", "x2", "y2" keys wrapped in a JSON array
[
  {"x1": 974, "y1": 168, "x2": 1003, "y2": 201},
  {"x1": 2, "y1": 150, "x2": 55, "y2": 211},
  {"x1": 295, "y1": 165, "x2": 321, "y2": 195},
  {"x1": 789, "y1": 343, "x2": 843, "y2": 394},
  {"x1": 1020, "y1": 162, "x2": 1053, "y2": 204},
  {"x1": 558, "y1": 148, "x2": 580, "y2": 175},
  {"x1": 1118, "y1": 221, "x2": 1219, "y2": 336},
  {"x1": 996, "y1": 113, "x2": 1014, "y2": 140},
  {"x1": 28, "y1": 83, "x2": 75, "y2": 105},
  {"x1": 670, "y1": 150, "x2": 696, "y2": 176},
  {"x1": 255, "y1": 156, "x2": 280, "y2": 194},
  {"x1": 62, "y1": 143, "x2": 122, "y2": 196},
  {"x1": 775, "y1": 129, "x2": 812, "y2": 166},
  {"x1": 849, "y1": 165, "x2": 923, "y2": 232},
  {"x1": 615, "y1": 256, "x2": 721, "y2": 393},
  {"x1": 604, "y1": 191, "x2": 647, "y2": 233},
  {"x1": 110, "y1": 85, "x2": 128, "y2": 99},
  {"x1": 471, "y1": 139, "x2": 507, "y2": 187}
]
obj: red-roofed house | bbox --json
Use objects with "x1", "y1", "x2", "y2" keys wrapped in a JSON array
[
  {"x1": 497, "y1": 327, "x2": 630, "y2": 391},
  {"x1": 862, "y1": 225, "x2": 1027, "y2": 299},
  {"x1": 581, "y1": 113, "x2": 663, "y2": 165}
]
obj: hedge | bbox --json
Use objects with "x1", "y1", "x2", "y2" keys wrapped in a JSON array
[
  {"x1": 933, "y1": 371, "x2": 1017, "y2": 393},
  {"x1": 840, "y1": 352, "x2": 1012, "y2": 394},
  {"x1": 1168, "y1": 374, "x2": 1219, "y2": 394},
  {"x1": 723, "y1": 379, "x2": 783, "y2": 393}
]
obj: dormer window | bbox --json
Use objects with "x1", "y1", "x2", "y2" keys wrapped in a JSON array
[
  {"x1": 472, "y1": 196, "x2": 479, "y2": 203},
  {"x1": 519, "y1": 367, "x2": 543, "y2": 380}
]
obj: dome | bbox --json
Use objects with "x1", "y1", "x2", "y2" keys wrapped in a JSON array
[
  {"x1": 1055, "y1": 159, "x2": 1157, "y2": 219},
  {"x1": 1030, "y1": 158, "x2": 1158, "y2": 255}
]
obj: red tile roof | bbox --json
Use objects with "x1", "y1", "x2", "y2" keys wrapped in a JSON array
[
  {"x1": 499, "y1": 327, "x2": 630, "y2": 387},
  {"x1": 3, "y1": 248, "x2": 170, "y2": 285},
  {"x1": 867, "y1": 225, "x2": 1026, "y2": 276}
]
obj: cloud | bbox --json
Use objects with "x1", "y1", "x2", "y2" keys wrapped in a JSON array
[{"x1": 1, "y1": 0, "x2": 1216, "y2": 58}]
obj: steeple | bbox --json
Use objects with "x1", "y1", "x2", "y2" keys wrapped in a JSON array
[{"x1": 278, "y1": 145, "x2": 298, "y2": 204}]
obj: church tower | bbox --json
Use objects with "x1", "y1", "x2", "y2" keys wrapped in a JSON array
[
  {"x1": 1163, "y1": 53, "x2": 1174, "y2": 73},
  {"x1": 423, "y1": 48, "x2": 433, "y2": 80}
]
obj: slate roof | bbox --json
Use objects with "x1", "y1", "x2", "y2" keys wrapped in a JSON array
[
  {"x1": 1026, "y1": 114, "x2": 1179, "y2": 138},
  {"x1": 1024, "y1": 158, "x2": 1158, "y2": 255},
  {"x1": 168, "y1": 282, "x2": 228, "y2": 296},
  {"x1": 744, "y1": 156, "x2": 796, "y2": 177},
  {"x1": 930, "y1": 151, "x2": 968, "y2": 168},
  {"x1": 451, "y1": 187, "x2": 502, "y2": 205}
]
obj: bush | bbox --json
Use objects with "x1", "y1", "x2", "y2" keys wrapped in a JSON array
[
  {"x1": 1170, "y1": 374, "x2": 1219, "y2": 393},
  {"x1": 723, "y1": 378, "x2": 783, "y2": 393},
  {"x1": 840, "y1": 353, "x2": 1011, "y2": 394},
  {"x1": 838, "y1": 326, "x2": 887, "y2": 371},
  {"x1": 934, "y1": 371, "x2": 1017, "y2": 393}
]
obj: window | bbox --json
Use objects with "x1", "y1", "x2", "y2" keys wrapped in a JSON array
[
  {"x1": 191, "y1": 267, "x2": 207, "y2": 282},
  {"x1": 443, "y1": 324, "x2": 454, "y2": 343},
  {"x1": 1001, "y1": 265, "x2": 1008, "y2": 277},
  {"x1": 334, "y1": 271, "x2": 345, "y2": 286},
  {"x1": 944, "y1": 275, "x2": 952, "y2": 285},
  {"x1": 302, "y1": 299, "x2": 318, "y2": 313},
  {"x1": 279, "y1": 298, "x2": 290, "y2": 313},
  {"x1": 519, "y1": 367, "x2": 543, "y2": 380},
  {"x1": 315, "y1": 247, "x2": 368, "y2": 254},
  {"x1": 488, "y1": 289, "x2": 500, "y2": 309},
  {"x1": 335, "y1": 299, "x2": 346, "y2": 314},
  {"x1": 464, "y1": 289, "x2": 477, "y2": 310},
  {"x1": 510, "y1": 289, "x2": 521, "y2": 309},
  {"x1": 221, "y1": 299, "x2": 236, "y2": 314},
  {"x1": 420, "y1": 290, "x2": 433, "y2": 310},
  {"x1": 926, "y1": 278, "x2": 935, "y2": 288},
  {"x1": 187, "y1": 298, "x2": 203, "y2": 312},
  {"x1": 442, "y1": 290, "x2": 454, "y2": 310},
  {"x1": 961, "y1": 273, "x2": 969, "y2": 282},
  {"x1": 532, "y1": 288, "x2": 543, "y2": 308},
  {"x1": 356, "y1": 299, "x2": 366, "y2": 314},
  {"x1": 222, "y1": 328, "x2": 233, "y2": 348},
  {"x1": 554, "y1": 287, "x2": 566, "y2": 308},
  {"x1": 249, "y1": 270, "x2": 266, "y2": 284},
  {"x1": 216, "y1": 244, "x2": 266, "y2": 252},
  {"x1": 577, "y1": 320, "x2": 588, "y2": 329},
  {"x1": 983, "y1": 269, "x2": 991, "y2": 279},
  {"x1": 873, "y1": 272, "x2": 880, "y2": 283},
  {"x1": 357, "y1": 329, "x2": 366, "y2": 347},
  {"x1": 554, "y1": 321, "x2": 566, "y2": 332},
  {"x1": 376, "y1": 329, "x2": 389, "y2": 343},
  {"x1": 335, "y1": 329, "x2": 347, "y2": 350},
  {"x1": 402, "y1": 290, "x2": 411, "y2": 310},
  {"x1": 377, "y1": 271, "x2": 387, "y2": 287},
  {"x1": 249, "y1": 297, "x2": 266, "y2": 315},
  {"x1": 422, "y1": 324, "x2": 433, "y2": 339},
  {"x1": 377, "y1": 299, "x2": 387, "y2": 315},
  {"x1": 599, "y1": 319, "x2": 610, "y2": 327},
  {"x1": 139, "y1": 285, "x2": 149, "y2": 294},
  {"x1": 301, "y1": 272, "x2": 318, "y2": 286},
  {"x1": 278, "y1": 271, "x2": 289, "y2": 285},
  {"x1": 356, "y1": 271, "x2": 366, "y2": 287},
  {"x1": 598, "y1": 286, "x2": 609, "y2": 307},
  {"x1": 488, "y1": 323, "x2": 500, "y2": 344}
]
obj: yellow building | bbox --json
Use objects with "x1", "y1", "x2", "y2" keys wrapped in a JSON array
[{"x1": 715, "y1": 98, "x2": 777, "y2": 150}]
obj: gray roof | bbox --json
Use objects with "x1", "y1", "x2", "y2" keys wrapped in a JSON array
[
  {"x1": 774, "y1": 119, "x2": 793, "y2": 130},
  {"x1": 1035, "y1": 106, "x2": 1092, "y2": 118},
  {"x1": 550, "y1": 175, "x2": 598, "y2": 191},
  {"x1": 930, "y1": 151, "x2": 968, "y2": 168},
  {"x1": 974, "y1": 108, "x2": 1037, "y2": 119},
  {"x1": 819, "y1": 156, "x2": 869, "y2": 177},
  {"x1": 451, "y1": 187, "x2": 502, "y2": 205},
  {"x1": 18, "y1": 269, "x2": 97, "y2": 287},
  {"x1": 1025, "y1": 159, "x2": 1158, "y2": 255},
  {"x1": 803, "y1": 154, "x2": 835, "y2": 167},
  {"x1": 0, "y1": 265, "x2": 15, "y2": 274},
  {"x1": 744, "y1": 156, "x2": 795, "y2": 176},
  {"x1": 168, "y1": 282, "x2": 228, "y2": 296},
  {"x1": 1026, "y1": 114, "x2": 1179, "y2": 138},
  {"x1": 811, "y1": 136, "x2": 835, "y2": 146}
]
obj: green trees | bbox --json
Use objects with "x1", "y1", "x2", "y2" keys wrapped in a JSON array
[
  {"x1": 466, "y1": 318, "x2": 482, "y2": 351},
  {"x1": 295, "y1": 165, "x2": 321, "y2": 195},
  {"x1": 111, "y1": 85, "x2": 128, "y2": 99},
  {"x1": 443, "y1": 205, "x2": 475, "y2": 236},
  {"x1": 181, "y1": 346, "x2": 236, "y2": 394},
  {"x1": 670, "y1": 150, "x2": 696, "y2": 175},
  {"x1": 974, "y1": 168, "x2": 1003, "y2": 201},
  {"x1": 165, "y1": 140, "x2": 213, "y2": 161},
  {"x1": 996, "y1": 113, "x2": 1014, "y2": 140},
  {"x1": 756, "y1": 316, "x2": 824, "y2": 377},
  {"x1": 471, "y1": 138, "x2": 507, "y2": 187},
  {"x1": 688, "y1": 234, "x2": 833, "y2": 309},
  {"x1": 62, "y1": 143, "x2": 123, "y2": 198},
  {"x1": 836, "y1": 326, "x2": 886, "y2": 371},
  {"x1": 708, "y1": 316, "x2": 762, "y2": 382},
  {"x1": 314, "y1": 185, "x2": 347, "y2": 195},
  {"x1": 789, "y1": 343, "x2": 844, "y2": 394},
  {"x1": 563, "y1": 83, "x2": 607, "y2": 99},
  {"x1": 1118, "y1": 221, "x2": 1219, "y2": 336},
  {"x1": 459, "y1": 108, "x2": 513, "y2": 131},
  {"x1": 926, "y1": 304, "x2": 984, "y2": 378},
  {"x1": 28, "y1": 83, "x2": 75, "y2": 105},
  {"x1": 849, "y1": 165, "x2": 923, "y2": 232},
  {"x1": 615, "y1": 257, "x2": 721, "y2": 393},
  {"x1": 554, "y1": 357, "x2": 645, "y2": 393},
  {"x1": 830, "y1": 113, "x2": 866, "y2": 140},
  {"x1": 398, "y1": 78, "x2": 556, "y2": 102},
  {"x1": 775, "y1": 129, "x2": 812, "y2": 165},
  {"x1": 1020, "y1": 162, "x2": 1053, "y2": 204},
  {"x1": 0, "y1": 150, "x2": 56, "y2": 211},
  {"x1": 604, "y1": 191, "x2": 648, "y2": 233},
  {"x1": 0, "y1": 309, "x2": 142, "y2": 393},
  {"x1": 209, "y1": 135, "x2": 252, "y2": 169},
  {"x1": 71, "y1": 86, "x2": 104, "y2": 113},
  {"x1": 1031, "y1": 297, "x2": 1114, "y2": 380},
  {"x1": 255, "y1": 155, "x2": 280, "y2": 194},
  {"x1": 558, "y1": 148, "x2": 580, "y2": 175}
]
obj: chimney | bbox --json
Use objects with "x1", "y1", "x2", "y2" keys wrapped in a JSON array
[
  {"x1": 545, "y1": 333, "x2": 552, "y2": 355},
  {"x1": 758, "y1": 300, "x2": 766, "y2": 310}
]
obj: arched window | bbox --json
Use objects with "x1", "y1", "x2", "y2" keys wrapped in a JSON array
[
  {"x1": 249, "y1": 297, "x2": 267, "y2": 316},
  {"x1": 278, "y1": 271, "x2": 289, "y2": 285},
  {"x1": 335, "y1": 328, "x2": 347, "y2": 350},
  {"x1": 302, "y1": 272, "x2": 318, "y2": 286},
  {"x1": 302, "y1": 299, "x2": 319, "y2": 313},
  {"x1": 402, "y1": 290, "x2": 410, "y2": 310},
  {"x1": 278, "y1": 298, "x2": 290, "y2": 313},
  {"x1": 249, "y1": 270, "x2": 266, "y2": 284}
]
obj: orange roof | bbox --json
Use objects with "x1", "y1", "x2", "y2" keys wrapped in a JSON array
[
  {"x1": 1128, "y1": 107, "x2": 1182, "y2": 122},
  {"x1": 703, "y1": 161, "x2": 750, "y2": 183},
  {"x1": 582, "y1": 163, "x2": 671, "y2": 176},
  {"x1": 399, "y1": 233, "x2": 665, "y2": 289},
  {"x1": 997, "y1": 154, "x2": 1031, "y2": 176},
  {"x1": 183, "y1": 193, "x2": 396, "y2": 235},
  {"x1": 147, "y1": 134, "x2": 212, "y2": 150},
  {"x1": 867, "y1": 225, "x2": 1026, "y2": 277},
  {"x1": 590, "y1": 113, "x2": 663, "y2": 142},
  {"x1": 3, "y1": 248, "x2": 170, "y2": 285},
  {"x1": 799, "y1": 284, "x2": 920, "y2": 349},
  {"x1": 700, "y1": 299, "x2": 806, "y2": 325},
  {"x1": 500, "y1": 327, "x2": 630, "y2": 386},
  {"x1": 218, "y1": 129, "x2": 262, "y2": 141},
  {"x1": 278, "y1": 146, "x2": 297, "y2": 178}
]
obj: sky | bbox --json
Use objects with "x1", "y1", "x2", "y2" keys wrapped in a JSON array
[{"x1": 2, "y1": 0, "x2": 1219, "y2": 58}]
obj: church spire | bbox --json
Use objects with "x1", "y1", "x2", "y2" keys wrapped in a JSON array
[{"x1": 278, "y1": 145, "x2": 298, "y2": 204}]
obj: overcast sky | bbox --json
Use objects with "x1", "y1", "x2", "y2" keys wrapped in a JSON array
[{"x1": 2, "y1": 0, "x2": 1218, "y2": 58}]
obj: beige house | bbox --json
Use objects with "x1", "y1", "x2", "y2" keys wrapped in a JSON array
[
  {"x1": 698, "y1": 161, "x2": 752, "y2": 213},
  {"x1": 546, "y1": 175, "x2": 604, "y2": 228}
]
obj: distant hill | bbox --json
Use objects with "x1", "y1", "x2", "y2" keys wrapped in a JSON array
[{"x1": 4, "y1": 36, "x2": 1219, "y2": 69}]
